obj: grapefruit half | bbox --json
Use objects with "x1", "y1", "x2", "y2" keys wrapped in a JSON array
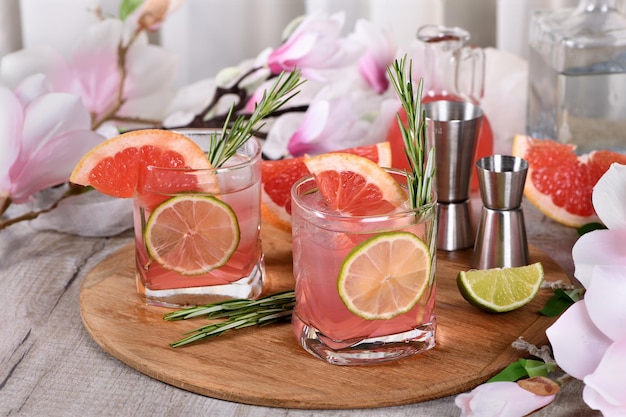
[
  {"x1": 512, "y1": 134, "x2": 626, "y2": 228},
  {"x1": 261, "y1": 142, "x2": 392, "y2": 231}
]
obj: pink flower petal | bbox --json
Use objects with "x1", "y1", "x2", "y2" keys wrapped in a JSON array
[
  {"x1": 583, "y1": 337, "x2": 626, "y2": 415},
  {"x1": 585, "y1": 265, "x2": 626, "y2": 341},
  {"x1": 70, "y1": 19, "x2": 123, "y2": 115},
  {"x1": 546, "y1": 300, "x2": 613, "y2": 380},
  {"x1": 125, "y1": 44, "x2": 177, "y2": 98},
  {"x1": 358, "y1": 51, "x2": 389, "y2": 94},
  {"x1": 455, "y1": 382, "x2": 555, "y2": 417},
  {"x1": 269, "y1": 32, "x2": 318, "y2": 72},
  {"x1": 287, "y1": 96, "x2": 360, "y2": 156},
  {"x1": 350, "y1": 19, "x2": 395, "y2": 93},
  {"x1": 572, "y1": 229, "x2": 626, "y2": 289},
  {"x1": 8, "y1": 92, "x2": 103, "y2": 202},
  {"x1": 19, "y1": 93, "x2": 92, "y2": 159},
  {"x1": 0, "y1": 85, "x2": 23, "y2": 195},
  {"x1": 592, "y1": 163, "x2": 626, "y2": 230},
  {"x1": 13, "y1": 73, "x2": 52, "y2": 106},
  {"x1": 266, "y1": 12, "x2": 362, "y2": 81},
  {"x1": 0, "y1": 45, "x2": 72, "y2": 91},
  {"x1": 9, "y1": 129, "x2": 104, "y2": 203}
]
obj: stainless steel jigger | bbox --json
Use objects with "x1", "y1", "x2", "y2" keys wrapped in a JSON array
[
  {"x1": 424, "y1": 100, "x2": 483, "y2": 251},
  {"x1": 472, "y1": 155, "x2": 530, "y2": 269}
]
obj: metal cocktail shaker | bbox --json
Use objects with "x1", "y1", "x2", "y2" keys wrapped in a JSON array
[
  {"x1": 472, "y1": 155, "x2": 530, "y2": 269},
  {"x1": 424, "y1": 100, "x2": 483, "y2": 251}
]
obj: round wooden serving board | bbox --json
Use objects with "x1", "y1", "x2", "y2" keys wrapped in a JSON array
[{"x1": 80, "y1": 223, "x2": 569, "y2": 410}]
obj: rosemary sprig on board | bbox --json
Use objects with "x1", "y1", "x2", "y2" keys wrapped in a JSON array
[
  {"x1": 165, "y1": 290, "x2": 295, "y2": 347},
  {"x1": 207, "y1": 71, "x2": 303, "y2": 167},
  {"x1": 387, "y1": 56, "x2": 436, "y2": 208}
]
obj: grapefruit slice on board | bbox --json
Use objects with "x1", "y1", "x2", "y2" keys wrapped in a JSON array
[
  {"x1": 261, "y1": 142, "x2": 392, "y2": 231},
  {"x1": 512, "y1": 134, "x2": 626, "y2": 228}
]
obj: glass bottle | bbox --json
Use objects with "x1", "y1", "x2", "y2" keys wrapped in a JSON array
[
  {"x1": 527, "y1": 0, "x2": 626, "y2": 153},
  {"x1": 388, "y1": 25, "x2": 494, "y2": 191}
]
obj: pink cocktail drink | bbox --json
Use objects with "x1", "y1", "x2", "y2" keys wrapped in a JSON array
[
  {"x1": 134, "y1": 130, "x2": 265, "y2": 307},
  {"x1": 291, "y1": 171, "x2": 437, "y2": 365}
]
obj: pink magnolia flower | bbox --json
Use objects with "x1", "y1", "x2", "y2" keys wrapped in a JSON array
[
  {"x1": 455, "y1": 381, "x2": 556, "y2": 417},
  {"x1": 349, "y1": 19, "x2": 396, "y2": 94},
  {"x1": 285, "y1": 85, "x2": 398, "y2": 156},
  {"x1": 0, "y1": 17, "x2": 177, "y2": 126},
  {"x1": 583, "y1": 337, "x2": 626, "y2": 416},
  {"x1": 546, "y1": 163, "x2": 626, "y2": 415},
  {"x1": 572, "y1": 163, "x2": 626, "y2": 288},
  {"x1": 0, "y1": 74, "x2": 104, "y2": 203},
  {"x1": 547, "y1": 269, "x2": 626, "y2": 415},
  {"x1": 267, "y1": 12, "x2": 363, "y2": 81}
]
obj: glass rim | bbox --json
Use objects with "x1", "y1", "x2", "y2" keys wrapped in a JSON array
[
  {"x1": 291, "y1": 169, "x2": 438, "y2": 222},
  {"x1": 146, "y1": 129, "x2": 262, "y2": 173}
]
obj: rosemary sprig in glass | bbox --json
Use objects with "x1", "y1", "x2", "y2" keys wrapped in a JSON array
[
  {"x1": 164, "y1": 290, "x2": 295, "y2": 347},
  {"x1": 207, "y1": 70, "x2": 304, "y2": 167},
  {"x1": 387, "y1": 55, "x2": 436, "y2": 208}
]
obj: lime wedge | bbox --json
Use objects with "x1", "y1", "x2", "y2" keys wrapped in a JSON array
[
  {"x1": 144, "y1": 195, "x2": 240, "y2": 275},
  {"x1": 457, "y1": 262, "x2": 544, "y2": 313},
  {"x1": 337, "y1": 231, "x2": 431, "y2": 320}
]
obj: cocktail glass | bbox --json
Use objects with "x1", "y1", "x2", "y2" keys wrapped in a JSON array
[
  {"x1": 134, "y1": 129, "x2": 265, "y2": 307},
  {"x1": 290, "y1": 169, "x2": 437, "y2": 365}
]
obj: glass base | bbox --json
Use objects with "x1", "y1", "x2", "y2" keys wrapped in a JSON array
[
  {"x1": 292, "y1": 315, "x2": 437, "y2": 366},
  {"x1": 136, "y1": 260, "x2": 266, "y2": 307}
]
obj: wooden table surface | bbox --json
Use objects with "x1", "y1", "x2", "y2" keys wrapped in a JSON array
[{"x1": 0, "y1": 198, "x2": 598, "y2": 417}]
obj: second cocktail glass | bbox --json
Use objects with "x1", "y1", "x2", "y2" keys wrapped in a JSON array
[{"x1": 290, "y1": 169, "x2": 437, "y2": 365}]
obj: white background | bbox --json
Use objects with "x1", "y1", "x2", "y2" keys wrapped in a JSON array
[{"x1": 2, "y1": 0, "x2": 607, "y2": 87}]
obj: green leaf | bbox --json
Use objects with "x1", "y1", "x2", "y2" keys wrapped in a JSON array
[
  {"x1": 540, "y1": 288, "x2": 583, "y2": 317},
  {"x1": 119, "y1": 0, "x2": 144, "y2": 21},
  {"x1": 578, "y1": 222, "x2": 607, "y2": 236},
  {"x1": 520, "y1": 358, "x2": 555, "y2": 378},
  {"x1": 488, "y1": 359, "x2": 556, "y2": 382},
  {"x1": 488, "y1": 361, "x2": 528, "y2": 382}
]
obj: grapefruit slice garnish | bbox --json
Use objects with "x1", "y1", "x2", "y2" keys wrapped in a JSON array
[
  {"x1": 303, "y1": 152, "x2": 406, "y2": 215},
  {"x1": 512, "y1": 134, "x2": 626, "y2": 228},
  {"x1": 260, "y1": 142, "x2": 392, "y2": 231},
  {"x1": 144, "y1": 195, "x2": 240, "y2": 275},
  {"x1": 70, "y1": 129, "x2": 213, "y2": 198},
  {"x1": 338, "y1": 231, "x2": 431, "y2": 320}
]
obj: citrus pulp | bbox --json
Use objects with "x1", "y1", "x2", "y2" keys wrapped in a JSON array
[
  {"x1": 261, "y1": 142, "x2": 392, "y2": 231},
  {"x1": 512, "y1": 134, "x2": 626, "y2": 228},
  {"x1": 70, "y1": 129, "x2": 213, "y2": 198},
  {"x1": 303, "y1": 152, "x2": 406, "y2": 215}
]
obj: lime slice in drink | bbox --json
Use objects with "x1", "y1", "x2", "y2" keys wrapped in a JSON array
[
  {"x1": 144, "y1": 195, "x2": 240, "y2": 275},
  {"x1": 457, "y1": 262, "x2": 544, "y2": 313},
  {"x1": 337, "y1": 231, "x2": 431, "y2": 320}
]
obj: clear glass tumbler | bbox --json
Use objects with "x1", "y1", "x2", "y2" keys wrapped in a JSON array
[
  {"x1": 134, "y1": 129, "x2": 265, "y2": 307},
  {"x1": 290, "y1": 170, "x2": 437, "y2": 365}
]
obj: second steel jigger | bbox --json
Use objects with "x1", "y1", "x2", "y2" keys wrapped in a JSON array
[
  {"x1": 471, "y1": 155, "x2": 530, "y2": 269},
  {"x1": 424, "y1": 100, "x2": 483, "y2": 251}
]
